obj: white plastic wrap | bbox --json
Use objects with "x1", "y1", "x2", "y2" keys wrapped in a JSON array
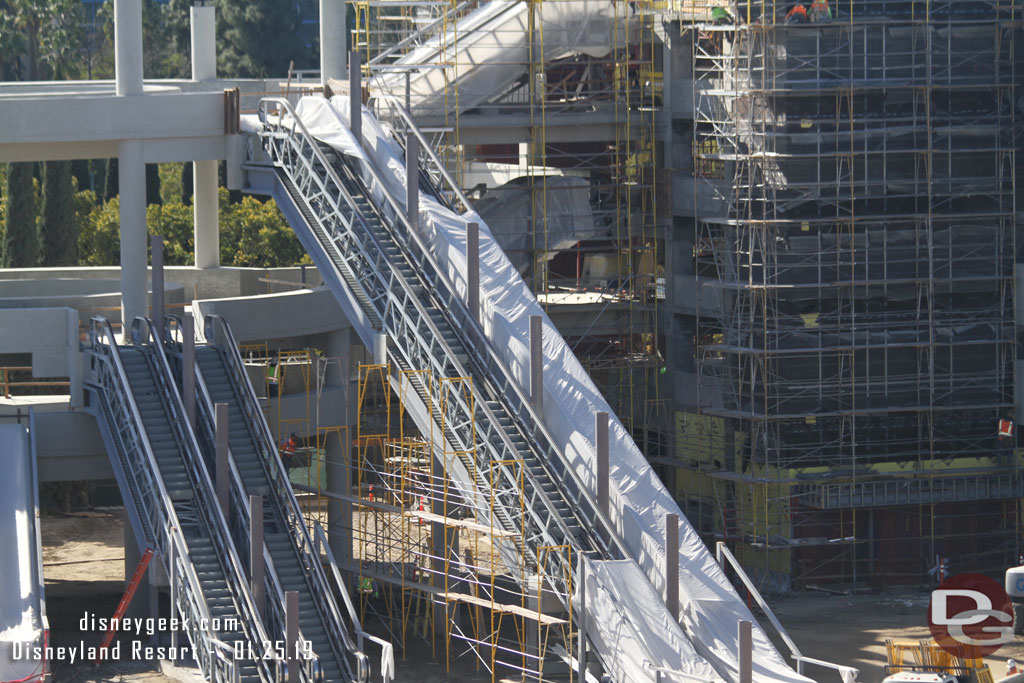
[
  {"x1": 371, "y1": 1, "x2": 622, "y2": 116},
  {"x1": 294, "y1": 96, "x2": 811, "y2": 683},
  {"x1": 0, "y1": 425, "x2": 43, "y2": 683}
]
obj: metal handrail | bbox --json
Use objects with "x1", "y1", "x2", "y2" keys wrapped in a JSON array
[
  {"x1": 132, "y1": 317, "x2": 280, "y2": 683},
  {"x1": 367, "y1": 0, "x2": 482, "y2": 66},
  {"x1": 182, "y1": 314, "x2": 368, "y2": 682},
  {"x1": 86, "y1": 318, "x2": 246, "y2": 683},
  {"x1": 715, "y1": 542, "x2": 857, "y2": 682}
]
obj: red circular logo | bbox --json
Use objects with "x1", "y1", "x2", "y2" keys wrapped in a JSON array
[{"x1": 928, "y1": 573, "x2": 1014, "y2": 658}]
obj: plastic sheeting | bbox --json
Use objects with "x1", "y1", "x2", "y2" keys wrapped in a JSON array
[
  {"x1": 371, "y1": 1, "x2": 622, "y2": 116},
  {"x1": 0, "y1": 425, "x2": 43, "y2": 683},
  {"x1": 292, "y1": 96, "x2": 812, "y2": 683}
]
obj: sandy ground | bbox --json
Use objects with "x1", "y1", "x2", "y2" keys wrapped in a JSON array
[{"x1": 40, "y1": 507, "x2": 1024, "y2": 683}]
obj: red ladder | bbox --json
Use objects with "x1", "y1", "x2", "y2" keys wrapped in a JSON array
[{"x1": 94, "y1": 547, "x2": 154, "y2": 663}]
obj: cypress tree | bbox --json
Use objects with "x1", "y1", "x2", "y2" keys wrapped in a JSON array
[
  {"x1": 180, "y1": 161, "x2": 193, "y2": 206},
  {"x1": 146, "y1": 163, "x2": 162, "y2": 205},
  {"x1": 3, "y1": 162, "x2": 38, "y2": 267},
  {"x1": 40, "y1": 160, "x2": 77, "y2": 266},
  {"x1": 71, "y1": 159, "x2": 91, "y2": 193},
  {"x1": 103, "y1": 158, "x2": 119, "y2": 202}
]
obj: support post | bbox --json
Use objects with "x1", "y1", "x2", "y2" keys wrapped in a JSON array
[
  {"x1": 118, "y1": 138, "x2": 146, "y2": 340},
  {"x1": 114, "y1": 0, "x2": 143, "y2": 96},
  {"x1": 189, "y1": 4, "x2": 216, "y2": 82},
  {"x1": 319, "y1": 0, "x2": 346, "y2": 85},
  {"x1": 151, "y1": 235, "x2": 164, "y2": 343},
  {"x1": 406, "y1": 134, "x2": 419, "y2": 232},
  {"x1": 596, "y1": 411, "x2": 609, "y2": 518},
  {"x1": 250, "y1": 495, "x2": 264, "y2": 614},
  {"x1": 467, "y1": 222, "x2": 479, "y2": 323},
  {"x1": 193, "y1": 160, "x2": 219, "y2": 269},
  {"x1": 666, "y1": 513, "x2": 679, "y2": 621},
  {"x1": 285, "y1": 590, "x2": 299, "y2": 683},
  {"x1": 530, "y1": 315, "x2": 543, "y2": 412},
  {"x1": 374, "y1": 333, "x2": 387, "y2": 366},
  {"x1": 182, "y1": 313, "x2": 196, "y2": 430},
  {"x1": 577, "y1": 556, "x2": 587, "y2": 678},
  {"x1": 349, "y1": 51, "x2": 362, "y2": 142},
  {"x1": 738, "y1": 620, "x2": 753, "y2": 683},
  {"x1": 215, "y1": 403, "x2": 229, "y2": 516}
]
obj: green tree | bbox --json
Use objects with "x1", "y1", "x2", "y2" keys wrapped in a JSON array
[
  {"x1": 78, "y1": 197, "x2": 120, "y2": 266},
  {"x1": 4, "y1": 163, "x2": 38, "y2": 267},
  {"x1": 3, "y1": 0, "x2": 84, "y2": 80},
  {"x1": 146, "y1": 163, "x2": 163, "y2": 205},
  {"x1": 103, "y1": 158, "x2": 118, "y2": 203},
  {"x1": 220, "y1": 190, "x2": 308, "y2": 267},
  {"x1": 215, "y1": 0, "x2": 307, "y2": 78},
  {"x1": 180, "y1": 161, "x2": 193, "y2": 206},
  {"x1": 40, "y1": 160, "x2": 77, "y2": 265}
]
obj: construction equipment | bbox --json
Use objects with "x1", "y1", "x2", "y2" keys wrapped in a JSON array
[{"x1": 884, "y1": 639, "x2": 995, "y2": 683}]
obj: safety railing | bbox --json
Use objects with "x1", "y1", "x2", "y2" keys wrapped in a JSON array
[
  {"x1": 715, "y1": 542, "x2": 857, "y2": 683},
  {"x1": 254, "y1": 96, "x2": 629, "y2": 613},
  {"x1": 86, "y1": 318, "x2": 258, "y2": 683},
  {"x1": 365, "y1": 0, "x2": 483, "y2": 66},
  {"x1": 181, "y1": 314, "x2": 370, "y2": 682}
]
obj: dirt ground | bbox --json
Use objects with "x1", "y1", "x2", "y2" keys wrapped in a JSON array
[{"x1": 41, "y1": 508, "x2": 1024, "y2": 683}]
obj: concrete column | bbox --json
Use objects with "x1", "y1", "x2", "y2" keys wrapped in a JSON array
[
  {"x1": 348, "y1": 51, "x2": 361, "y2": 141},
  {"x1": 193, "y1": 160, "x2": 219, "y2": 269},
  {"x1": 530, "y1": 315, "x2": 543, "y2": 412},
  {"x1": 323, "y1": 328, "x2": 352, "y2": 568},
  {"x1": 738, "y1": 620, "x2": 753, "y2": 683},
  {"x1": 250, "y1": 494, "x2": 265, "y2": 614},
  {"x1": 467, "y1": 223, "x2": 479, "y2": 323},
  {"x1": 285, "y1": 590, "x2": 299, "y2": 683},
  {"x1": 151, "y1": 235, "x2": 164, "y2": 342},
  {"x1": 215, "y1": 403, "x2": 229, "y2": 516},
  {"x1": 114, "y1": 0, "x2": 143, "y2": 96},
  {"x1": 190, "y1": 5, "x2": 216, "y2": 82},
  {"x1": 320, "y1": 0, "x2": 346, "y2": 85},
  {"x1": 665, "y1": 513, "x2": 679, "y2": 621},
  {"x1": 595, "y1": 412, "x2": 609, "y2": 518},
  {"x1": 182, "y1": 313, "x2": 196, "y2": 430},
  {"x1": 118, "y1": 138, "x2": 147, "y2": 340},
  {"x1": 405, "y1": 134, "x2": 419, "y2": 232},
  {"x1": 373, "y1": 333, "x2": 387, "y2": 365}
]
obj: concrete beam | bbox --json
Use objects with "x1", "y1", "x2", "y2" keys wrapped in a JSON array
[{"x1": 0, "y1": 136, "x2": 229, "y2": 164}]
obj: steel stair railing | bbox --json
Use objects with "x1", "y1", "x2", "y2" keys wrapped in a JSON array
[
  {"x1": 367, "y1": 0, "x2": 482, "y2": 66},
  {"x1": 130, "y1": 317, "x2": 282, "y2": 683},
  {"x1": 253, "y1": 97, "x2": 630, "y2": 611},
  {"x1": 85, "y1": 318, "x2": 269, "y2": 683},
  {"x1": 166, "y1": 314, "x2": 371, "y2": 683}
]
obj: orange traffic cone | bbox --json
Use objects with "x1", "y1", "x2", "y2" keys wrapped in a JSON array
[
  {"x1": 368, "y1": 485, "x2": 374, "y2": 502},
  {"x1": 416, "y1": 497, "x2": 427, "y2": 525}
]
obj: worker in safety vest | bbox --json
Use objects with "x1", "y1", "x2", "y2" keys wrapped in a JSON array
[
  {"x1": 711, "y1": 6, "x2": 732, "y2": 24},
  {"x1": 1008, "y1": 661, "x2": 1020, "y2": 676},
  {"x1": 998, "y1": 416, "x2": 1015, "y2": 440},
  {"x1": 785, "y1": 4, "x2": 809, "y2": 24},
  {"x1": 809, "y1": 0, "x2": 832, "y2": 22},
  {"x1": 280, "y1": 432, "x2": 298, "y2": 470},
  {"x1": 266, "y1": 360, "x2": 281, "y2": 397}
]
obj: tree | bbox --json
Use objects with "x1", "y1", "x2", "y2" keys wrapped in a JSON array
[
  {"x1": 40, "y1": 160, "x2": 77, "y2": 266},
  {"x1": 2, "y1": 0, "x2": 84, "y2": 80},
  {"x1": 215, "y1": 0, "x2": 307, "y2": 78},
  {"x1": 146, "y1": 163, "x2": 163, "y2": 205},
  {"x1": 103, "y1": 158, "x2": 118, "y2": 203},
  {"x1": 4, "y1": 162, "x2": 38, "y2": 267},
  {"x1": 180, "y1": 161, "x2": 193, "y2": 206}
]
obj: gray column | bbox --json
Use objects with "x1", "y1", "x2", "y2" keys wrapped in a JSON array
[
  {"x1": 285, "y1": 590, "x2": 299, "y2": 683},
  {"x1": 324, "y1": 329, "x2": 352, "y2": 567},
  {"x1": 530, "y1": 315, "x2": 543, "y2": 412},
  {"x1": 215, "y1": 403, "x2": 229, "y2": 516},
  {"x1": 193, "y1": 160, "x2": 220, "y2": 269},
  {"x1": 738, "y1": 620, "x2": 753, "y2": 683},
  {"x1": 577, "y1": 557, "x2": 587, "y2": 678},
  {"x1": 114, "y1": 0, "x2": 143, "y2": 96},
  {"x1": 349, "y1": 51, "x2": 362, "y2": 142},
  {"x1": 596, "y1": 412, "x2": 609, "y2": 518},
  {"x1": 190, "y1": 4, "x2": 216, "y2": 81},
  {"x1": 405, "y1": 133, "x2": 419, "y2": 232},
  {"x1": 250, "y1": 495, "x2": 265, "y2": 614},
  {"x1": 151, "y1": 235, "x2": 164, "y2": 342},
  {"x1": 373, "y1": 333, "x2": 387, "y2": 365},
  {"x1": 320, "y1": 0, "x2": 347, "y2": 84},
  {"x1": 665, "y1": 513, "x2": 679, "y2": 621},
  {"x1": 182, "y1": 313, "x2": 196, "y2": 430},
  {"x1": 467, "y1": 223, "x2": 479, "y2": 323},
  {"x1": 118, "y1": 138, "x2": 146, "y2": 340}
]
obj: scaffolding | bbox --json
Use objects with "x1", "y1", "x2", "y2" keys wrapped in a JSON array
[
  {"x1": 358, "y1": 0, "x2": 669, "y2": 455},
  {"x1": 686, "y1": 0, "x2": 1020, "y2": 589}
]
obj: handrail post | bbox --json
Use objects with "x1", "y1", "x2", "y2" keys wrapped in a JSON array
[
  {"x1": 739, "y1": 620, "x2": 753, "y2": 683},
  {"x1": 530, "y1": 315, "x2": 543, "y2": 412},
  {"x1": 349, "y1": 51, "x2": 362, "y2": 143},
  {"x1": 666, "y1": 513, "x2": 679, "y2": 621},
  {"x1": 596, "y1": 412, "x2": 609, "y2": 519},
  {"x1": 183, "y1": 313, "x2": 196, "y2": 431},
  {"x1": 406, "y1": 134, "x2": 419, "y2": 232},
  {"x1": 151, "y1": 235, "x2": 164, "y2": 344},
  {"x1": 286, "y1": 590, "x2": 299, "y2": 683},
  {"x1": 250, "y1": 494, "x2": 265, "y2": 615},
  {"x1": 467, "y1": 222, "x2": 479, "y2": 323},
  {"x1": 215, "y1": 403, "x2": 229, "y2": 517}
]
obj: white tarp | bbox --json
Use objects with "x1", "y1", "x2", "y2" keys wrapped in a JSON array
[
  {"x1": 292, "y1": 96, "x2": 812, "y2": 683},
  {"x1": 0, "y1": 425, "x2": 43, "y2": 683},
  {"x1": 370, "y1": 1, "x2": 622, "y2": 116}
]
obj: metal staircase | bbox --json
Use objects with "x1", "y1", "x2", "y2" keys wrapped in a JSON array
[
  {"x1": 165, "y1": 313, "x2": 375, "y2": 683},
  {"x1": 250, "y1": 97, "x2": 634, "y2": 670},
  {"x1": 85, "y1": 318, "x2": 278, "y2": 683}
]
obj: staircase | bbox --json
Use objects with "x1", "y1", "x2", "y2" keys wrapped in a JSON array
[{"x1": 85, "y1": 318, "x2": 277, "y2": 683}]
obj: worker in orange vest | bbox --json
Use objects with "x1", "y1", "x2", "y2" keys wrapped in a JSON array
[
  {"x1": 280, "y1": 432, "x2": 298, "y2": 470},
  {"x1": 809, "y1": 0, "x2": 832, "y2": 22},
  {"x1": 998, "y1": 416, "x2": 1015, "y2": 440},
  {"x1": 785, "y1": 4, "x2": 809, "y2": 24}
]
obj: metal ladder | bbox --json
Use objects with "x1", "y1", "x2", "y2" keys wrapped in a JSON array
[
  {"x1": 163, "y1": 313, "x2": 373, "y2": 683},
  {"x1": 85, "y1": 317, "x2": 278, "y2": 683},
  {"x1": 252, "y1": 97, "x2": 632, "y2": 660}
]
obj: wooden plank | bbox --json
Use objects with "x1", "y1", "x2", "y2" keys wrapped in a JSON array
[
  {"x1": 441, "y1": 592, "x2": 566, "y2": 626},
  {"x1": 403, "y1": 509, "x2": 519, "y2": 537}
]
